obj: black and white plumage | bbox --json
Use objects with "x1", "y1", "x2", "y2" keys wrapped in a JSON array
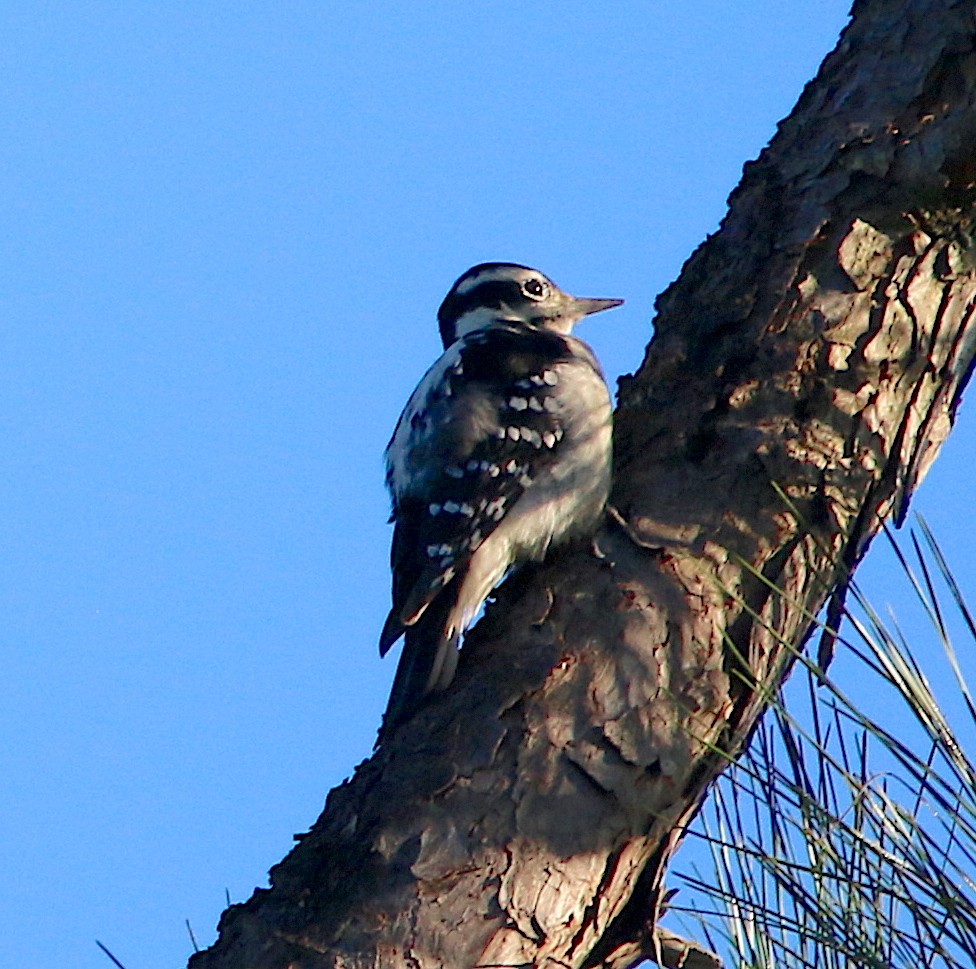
[{"x1": 379, "y1": 262, "x2": 622, "y2": 737}]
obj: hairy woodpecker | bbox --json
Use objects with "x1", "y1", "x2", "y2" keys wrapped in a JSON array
[{"x1": 379, "y1": 262, "x2": 622, "y2": 737}]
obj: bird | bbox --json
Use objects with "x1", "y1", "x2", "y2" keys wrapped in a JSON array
[{"x1": 379, "y1": 262, "x2": 622, "y2": 738}]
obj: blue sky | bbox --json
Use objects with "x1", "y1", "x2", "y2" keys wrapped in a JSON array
[{"x1": 4, "y1": 3, "x2": 974, "y2": 968}]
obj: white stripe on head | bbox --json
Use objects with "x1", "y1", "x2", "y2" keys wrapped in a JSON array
[
  {"x1": 452, "y1": 263, "x2": 539, "y2": 297},
  {"x1": 452, "y1": 303, "x2": 517, "y2": 339}
]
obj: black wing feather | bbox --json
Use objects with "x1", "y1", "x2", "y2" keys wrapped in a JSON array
[
  {"x1": 384, "y1": 326, "x2": 573, "y2": 634},
  {"x1": 379, "y1": 324, "x2": 576, "y2": 735}
]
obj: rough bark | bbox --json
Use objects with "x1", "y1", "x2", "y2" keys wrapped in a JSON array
[{"x1": 190, "y1": 1, "x2": 976, "y2": 967}]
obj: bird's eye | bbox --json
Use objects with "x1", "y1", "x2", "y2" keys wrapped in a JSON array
[{"x1": 522, "y1": 278, "x2": 548, "y2": 300}]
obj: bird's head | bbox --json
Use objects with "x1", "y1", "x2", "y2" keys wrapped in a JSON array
[{"x1": 437, "y1": 262, "x2": 623, "y2": 348}]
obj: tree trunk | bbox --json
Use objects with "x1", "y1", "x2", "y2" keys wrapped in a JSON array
[{"x1": 189, "y1": 1, "x2": 976, "y2": 966}]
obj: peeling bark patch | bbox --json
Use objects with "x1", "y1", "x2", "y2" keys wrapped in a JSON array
[{"x1": 838, "y1": 219, "x2": 894, "y2": 289}]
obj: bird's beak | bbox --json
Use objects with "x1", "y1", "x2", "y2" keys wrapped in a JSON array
[{"x1": 574, "y1": 296, "x2": 624, "y2": 317}]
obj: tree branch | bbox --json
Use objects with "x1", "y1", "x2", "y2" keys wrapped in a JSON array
[{"x1": 190, "y1": 1, "x2": 976, "y2": 966}]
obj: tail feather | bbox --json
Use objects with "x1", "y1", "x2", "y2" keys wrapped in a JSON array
[
  {"x1": 378, "y1": 597, "x2": 460, "y2": 743},
  {"x1": 378, "y1": 609, "x2": 404, "y2": 657}
]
